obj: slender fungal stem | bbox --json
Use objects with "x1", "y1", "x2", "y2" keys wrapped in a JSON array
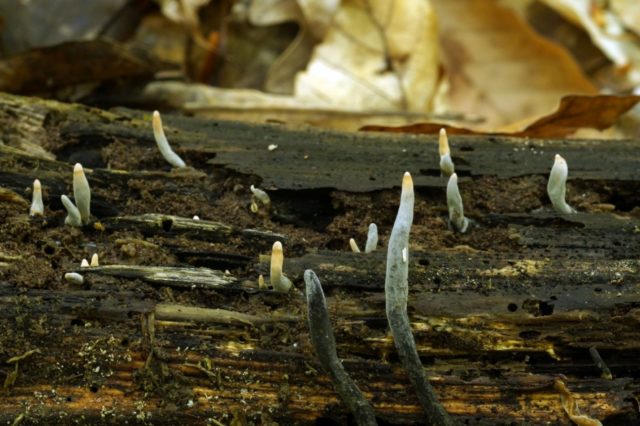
[
  {"x1": 304, "y1": 269, "x2": 377, "y2": 426},
  {"x1": 385, "y1": 172, "x2": 455, "y2": 426},
  {"x1": 364, "y1": 223, "x2": 378, "y2": 253},
  {"x1": 152, "y1": 111, "x2": 187, "y2": 169},
  {"x1": 73, "y1": 163, "x2": 91, "y2": 225}
]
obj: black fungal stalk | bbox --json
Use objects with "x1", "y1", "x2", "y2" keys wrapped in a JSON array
[
  {"x1": 385, "y1": 172, "x2": 455, "y2": 426},
  {"x1": 304, "y1": 269, "x2": 377, "y2": 426}
]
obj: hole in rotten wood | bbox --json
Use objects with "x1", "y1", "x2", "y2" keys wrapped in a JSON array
[
  {"x1": 459, "y1": 146, "x2": 474, "y2": 152},
  {"x1": 71, "y1": 318, "x2": 85, "y2": 327},
  {"x1": 523, "y1": 299, "x2": 555, "y2": 316},
  {"x1": 161, "y1": 218, "x2": 173, "y2": 232},
  {"x1": 43, "y1": 244, "x2": 56, "y2": 255},
  {"x1": 418, "y1": 258, "x2": 429, "y2": 266},
  {"x1": 89, "y1": 384, "x2": 99, "y2": 393},
  {"x1": 519, "y1": 330, "x2": 541, "y2": 340},
  {"x1": 507, "y1": 303, "x2": 518, "y2": 312}
]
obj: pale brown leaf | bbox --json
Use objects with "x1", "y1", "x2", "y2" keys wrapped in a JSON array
[{"x1": 432, "y1": 0, "x2": 597, "y2": 129}]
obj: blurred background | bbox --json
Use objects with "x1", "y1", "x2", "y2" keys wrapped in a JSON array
[{"x1": 1, "y1": 0, "x2": 639, "y2": 137}]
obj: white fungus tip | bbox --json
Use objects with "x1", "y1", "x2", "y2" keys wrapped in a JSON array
[
  {"x1": 402, "y1": 172, "x2": 413, "y2": 192},
  {"x1": 270, "y1": 241, "x2": 291, "y2": 292},
  {"x1": 80, "y1": 259, "x2": 89, "y2": 268},
  {"x1": 349, "y1": 238, "x2": 361, "y2": 253},
  {"x1": 90, "y1": 253, "x2": 99, "y2": 267},
  {"x1": 438, "y1": 128, "x2": 450, "y2": 156},
  {"x1": 72, "y1": 162, "x2": 91, "y2": 225},
  {"x1": 258, "y1": 274, "x2": 267, "y2": 289},
  {"x1": 30, "y1": 179, "x2": 44, "y2": 216},
  {"x1": 152, "y1": 110, "x2": 186, "y2": 168},
  {"x1": 548, "y1": 153, "x2": 575, "y2": 214},
  {"x1": 364, "y1": 223, "x2": 378, "y2": 253}
]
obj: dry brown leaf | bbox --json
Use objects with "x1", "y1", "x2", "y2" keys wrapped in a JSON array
[
  {"x1": 361, "y1": 95, "x2": 640, "y2": 138},
  {"x1": 248, "y1": 0, "x2": 337, "y2": 94},
  {"x1": 432, "y1": 0, "x2": 597, "y2": 129},
  {"x1": 248, "y1": 0, "x2": 301, "y2": 26},
  {"x1": 611, "y1": 0, "x2": 640, "y2": 35},
  {"x1": 504, "y1": 95, "x2": 640, "y2": 137},
  {"x1": 0, "y1": 40, "x2": 157, "y2": 94},
  {"x1": 294, "y1": 0, "x2": 440, "y2": 111}
]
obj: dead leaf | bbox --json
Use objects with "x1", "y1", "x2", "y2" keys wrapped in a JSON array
[
  {"x1": 157, "y1": 0, "x2": 209, "y2": 26},
  {"x1": 540, "y1": 0, "x2": 640, "y2": 86},
  {"x1": 505, "y1": 95, "x2": 640, "y2": 137},
  {"x1": 361, "y1": 95, "x2": 640, "y2": 138},
  {"x1": 611, "y1": 0, "x2": 640, "y2": 35},
  {"x1": 294, "y1": 0, "x2": 440, "y2": 111},
  {"x1": 0, "y1": 0, "x2": 129, "y2": 55},
  {"x1": 0, "y1": 40, "x2": 157, "y2": 94},
  {"x1": 432, "y1": 0, "x2": 597, "y2": 129},
  {"x1": 248, "y1": 0, "x2": 315, "y2": 94}
]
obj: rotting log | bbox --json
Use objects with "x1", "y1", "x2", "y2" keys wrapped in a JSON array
[{"x1": 0, "y1": 92, "x2": 640, "y2": 424}]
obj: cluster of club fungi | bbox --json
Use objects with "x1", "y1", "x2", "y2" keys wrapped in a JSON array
[{"x1": 26, "y1": 113, "x2": 581, "y2": 425}]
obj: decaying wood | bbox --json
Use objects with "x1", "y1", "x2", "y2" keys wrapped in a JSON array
[{"x1": 1, "y1": 92, "x2": 640, "y2": 425}]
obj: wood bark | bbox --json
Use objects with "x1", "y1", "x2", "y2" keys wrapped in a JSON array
[{"x1": 0, "y1": 92, "x2": 639, "y2": 425}]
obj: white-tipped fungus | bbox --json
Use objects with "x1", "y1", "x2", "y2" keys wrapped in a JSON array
[
  {"x1": 385, "y1": 171, "x2": 453, "y2": 424},
  {"x1": 258, "y1": 274, "x2": 267, "y2": 289},
  {"x1": 250, "y1": 185, "x2": 271, "y2": 210},
  {"x1": 270, "y1": 241, "x2": 292, "y2": 292},
  {"x1": 446, "y1": 173, "x2": 469, "y2": 233},
  {"x1": 364, "y1": 223, "x2": 378, "y2": 253},
  {"x1": 251, "y1": 185, "x2": 270, "y2": 204},
  {"x1": 547, "y1": 154, "x2": 576, "y2": 214},
  {"x1": 439, "y1": 128, "x2": 455, "y2": 177},
  {"x1": 80, "y1": 259, "x2": 89, "y2": 268},
  {"x1": 152, "y1": 110, "x2": 187, "y2": 169},
  {"x1": 349, "y1": 238, "x2": 361, "y2": 253},
  {"x1": 73, "y1": 163, "x2": 91, "y2": 225},
  {"x1": 30, "y1": 179, "x2": 44, "y2": 216},
  {"x1": 64, "y1": 272, "x2": 84, "y2": 285},
  {"x1": 61, "y1": 195, "x2": 82, "y2": 227},
  {"x1": 90, "y1": 253, "x2": 99, "y2": 267}
]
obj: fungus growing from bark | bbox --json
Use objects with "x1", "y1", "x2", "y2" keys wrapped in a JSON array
[
  {"x1": 270, "y1": 241, "x2": 292, "y2": 292},
  {"x1": 73, "y1": 163, "x2": 91, "y2": 225},
  {"x1": 446, "y1": 173, "x2": 469, "y2": 233},
  {"x1": 547, "y1": 154, "x2": 576, "y2": 214},
  {"x1": 439, "y1": 128, "x2": 455, "y2": 177},
  {"x1": 61, "y1": 195, "x2": 82, "y2": 227},
  {"x1": 349, "y1": 238, "x2": 361, "y2": 253},
  {"x1": 385, "y1": 172, "x2": 454, "y2": 425},
  {"x1": 152, "y1": 110, "x2": 187, "y2": 169},
  {"x1": 304, "y1": 269, "x2": 377, "y2": 426},
  {"x1": 30, "y1": 179, "x2": 44, "y2": 216},
  {"x1": 349, "y1": 223, "x2": 378, "y2": 253},
  {"x1": 250, "y1": 185, "x2": 271, "y2": 213}
]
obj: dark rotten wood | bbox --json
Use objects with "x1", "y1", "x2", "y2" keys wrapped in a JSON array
[{"x1": 1, "y1": 92, "x2": 639, "y2": 425}]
